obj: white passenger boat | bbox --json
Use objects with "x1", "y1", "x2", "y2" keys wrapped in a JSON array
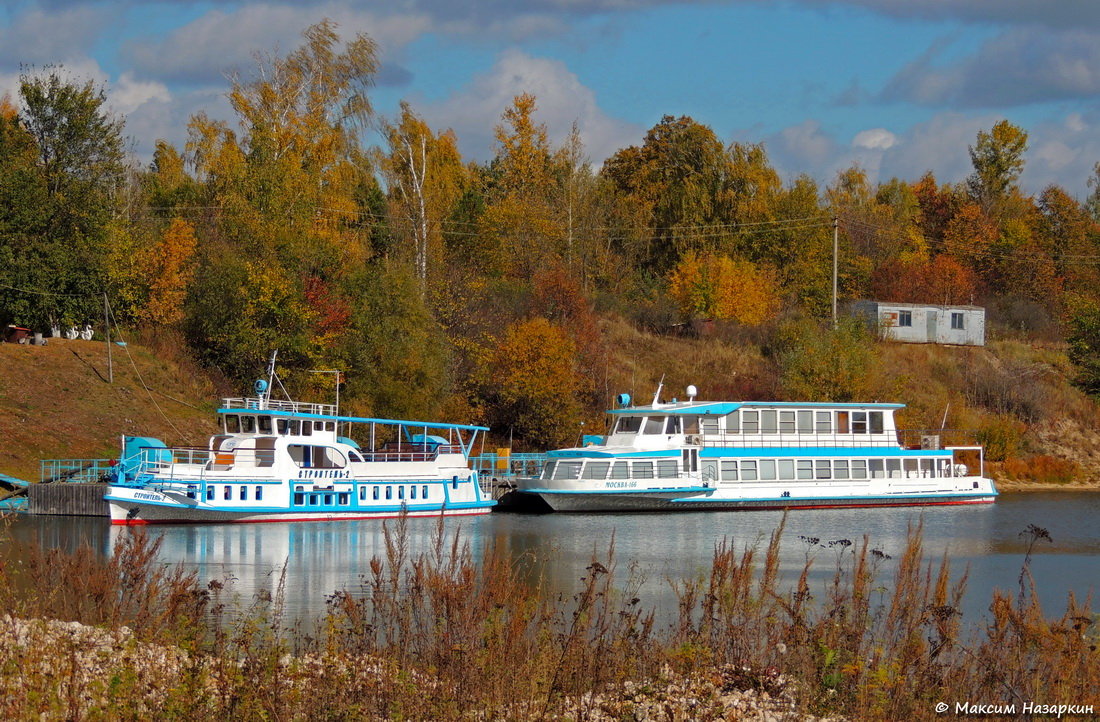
[
  {"x1": 105, "y1": 370, "x2": 494, "y2": 525},
  {"x1": 516, "y1": 383, "x2": 997, "y2": 512}
]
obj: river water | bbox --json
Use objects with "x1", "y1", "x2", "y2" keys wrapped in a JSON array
[{"x1": 8, "y1": 492, "x2": 1099, "y2": 626}]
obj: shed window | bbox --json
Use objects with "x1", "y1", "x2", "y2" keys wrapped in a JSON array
[
  {"x1": 898, "y1": 310, "x2": 912, "y2": 327},
  {"x1": 951, "y1": 312, "x2": 964, "y2": 330}
]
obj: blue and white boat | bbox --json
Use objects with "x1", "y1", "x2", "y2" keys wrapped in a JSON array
[
  {"x1": 516, "y1": 383, "x2": 997, "y2": 512},
  {"x1": 105, "y1": 369, "x2": 494, "y2": 525}
]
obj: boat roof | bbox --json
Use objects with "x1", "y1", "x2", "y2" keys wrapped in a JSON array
[
  {"x1": 607, "y1": 400, "x2": 905, "y2": 416},
  {"x1": 217, "y1": 398, "x2": 488, "y2": 432}
]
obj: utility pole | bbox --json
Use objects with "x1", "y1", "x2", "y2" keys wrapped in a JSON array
[{"x1": 103, "y1": 293, "x2": 113, "y2": 383}]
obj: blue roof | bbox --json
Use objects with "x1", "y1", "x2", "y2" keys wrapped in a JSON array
[{"x1": 607, "y1": 400, "x2": 904, "y2": 415}]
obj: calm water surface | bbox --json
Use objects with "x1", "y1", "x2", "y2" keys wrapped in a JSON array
[{"x1": 9, "y1": 492, "x2": 1099, "y2": 625}]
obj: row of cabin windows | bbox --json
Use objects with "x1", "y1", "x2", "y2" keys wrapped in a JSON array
[
  {"x1": 613, "y1": 410, "x2": 886, "y2": 436},
  {"x1": 727, "y1": 409, "x2": 884, "y2": 435},
  {"x1": 543, "y1": 459, "x2": 682, "y2": 481},
  {"x1": 203, "y1": 485, "x2": 264, "y2": 502},
  {"x1": 359, "y1": 485, "x2": 432, "y2": 502},
  {"x1": 293, "y1": 492, "x2": 352, "y2": 506},
  {"x1": 718, "y1": 457, "x2": 947, "y2": 482},
  {"x1": 224, "y1": 415, "x2": 337, "y2": 436}
]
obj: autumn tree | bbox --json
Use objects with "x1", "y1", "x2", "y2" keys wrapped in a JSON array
[
  {"x1": 0, "y1": 70, "x2": 126, "y2": 329},
  {"x1": 966, "y1": 120, "x2": 1028, "y2": 214},
  {"x1": 482, "y1": 93, "x2": 561, "y2": 278},
  {"x1": 771, "y1": 316, "x2": 880, "y2": 402},
  {"x1": 184, "y1": 20, "x2": 379, "y2": 381},
  {"x1": 379, "y1": 102, "x2": 466, "y2": 295},
  {"x1": 139, "y1": 218, "x2": 198, "y2": 326},
  {"x1": 668, "y1": 251, "x2": 779, "y2": 326},
  {"x1": 602, "y1": 115, "x2": 729, "y2": 272},
  {"x1": 479, "y1": 316, "x2": 585, "y2": 449}
]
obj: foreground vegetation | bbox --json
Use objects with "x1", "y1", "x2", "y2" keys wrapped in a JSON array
[{"x1": 0, "y1": 514, "x2": 1095, "y2": 720}]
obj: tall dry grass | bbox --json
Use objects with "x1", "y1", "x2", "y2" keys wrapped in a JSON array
[{"x1": 0, "y1": 513, "x2": 1096, "y2": 720}]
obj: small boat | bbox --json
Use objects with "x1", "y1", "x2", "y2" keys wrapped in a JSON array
[
  {"x1": 105, "y1": 362, "x2": 494, "y2": 525},
  {"x1": 515, "y1": 382, "x2": 997, "y2": 512}
]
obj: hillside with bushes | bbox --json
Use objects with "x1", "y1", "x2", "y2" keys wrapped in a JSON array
[{"x1": 3, "y1": 21, "x2": 1100, "y2": 488}]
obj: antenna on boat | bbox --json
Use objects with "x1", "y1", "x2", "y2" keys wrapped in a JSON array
[{"x1": 651, "y1": 375, "x2": 665, "y2": 406}]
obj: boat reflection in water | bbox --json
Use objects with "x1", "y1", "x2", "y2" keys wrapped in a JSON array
[{"x1": 104, "y1": 499, "x2": 1023, "y2": 625}]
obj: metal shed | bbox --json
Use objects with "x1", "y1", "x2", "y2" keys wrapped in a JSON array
[{"x1": 852, "y1": 300, "x2": 985, "y2": 346}]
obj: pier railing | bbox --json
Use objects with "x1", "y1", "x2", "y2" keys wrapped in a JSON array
[{"x1": 40, "y1": 459, "x2": 115, "y2": 484}]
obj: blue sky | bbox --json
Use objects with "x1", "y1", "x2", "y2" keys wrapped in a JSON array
[{"x1": 3, "y1": 0, "x2": 1100, "y2": 197}]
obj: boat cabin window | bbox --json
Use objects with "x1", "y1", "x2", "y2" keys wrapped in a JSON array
[
  {"x1": 241, "y1": 416, "x2": 256, "y2": 433},
  {"x1": 643, "y1": 417, "x2": 664, "y2": 434},
  {"x1": 870, "y1": 412, "x2": 884, "y2": 434},
  {"x1": 288, "y1": 445, "x2": 347, "y2": 468},
  {"x1": 541, "y1": 461, "x2": 556, "y2": 479},
  {"x1": 206, "y1": 486, "x2": 215, "y2": 501},
  {"x1": 348, "y1": 450, "x2": 363, "y2": 463},
  {"x1": 741, "y1": 460, "x2": 758, "y2": 481},
  {"x1": 759, "y1": 459, "x2": 776, "y2": 480},
  {"x1": 422, "y1": 485, "x2": 429, "y2": 499},
  {"x1": 725, "y1": 412, "x2": 739, "y2": 434},
  {"x1": 815, "y1": 411, "x2": 832, "y2": 434},
  {"x1": 797, "y1": 411, "x2": 813, "y2": 434},
  {"x1": 615, "y1": 417, "x2": 642, "y2": 434},
  {"x1": 682, "y1": 416, "x2": 700, "y2": 434},
  {"x1": 223, "y1": 485, "x2": 231, "y2": 500},
  {"x1": 325, "y1": 422, "x2": 336, "y2": 432},
  {"x1": 797, "y1": 460, "x2": 813, "y2": 480},
  {"x1": 258, "y1": 416, "x2": 272, "y2": 434},
  {"x1": 225, "y1": 415, "x2": 240, "y2": 433},
  {"x1": 553, "y1": 462, "x2": 582, "y2": 480},
  {"x1": 699, "y1": 417, "x2": 718, "y2": 435},
  {"x1": 869, "y1": 459, "x2": 885, "y2": 478},
  {"x1": 721, "y1": 461, "x2": 737, "y2": 480},
  {"x1": 778, "y1": 460, "x2": 795, "y2": 480},
  {"x1": 779, "y1": 411, "x2": 795, "y2": 434},
  {"x1": 851, "y1": 460, "x2": 867, "y2": 479},
  {"x1": 742, "y1": 410, "x2": 759, "y2": 434},
  {"x1": 657, "y1": 460, "x2": 678, "y2": 478},
  {"x1": 633, "y1": 461, "x2": 654, "y2": 478},
  {"x1": 410, "y1": 486, "x2": 417, "y2": 500},
  {"x1": 666, "y1": 416, "x2": 683, "y2": 434},
  {"x1": 302, "y1": 420, "x2": 313, "y2": 436},
  {"x1": 288, "y1": 419, "x2": 301, "y2": 435},
  {"x1": 256, "y1": 486, "x2": 263, "y2": 501},
  {"x1": 834, "y1": 460, "x2": 849, "y2": 479},
  {"x1": 610, "y1": 461, "x2": 629, "y2": 479},
  {"x1": 240, "y1": 485, "x2": 248, "y2": 500},
  {"x1": 761, "y1": 410, "x2": 777, "y2": 434},
  {"x1": 582, "y1": 462, "x2": 610, "y2": 480}
]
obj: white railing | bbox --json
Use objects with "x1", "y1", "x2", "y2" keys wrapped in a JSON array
[{"x1": 221, "y1": 397, "x2": 337, "y2": 416}]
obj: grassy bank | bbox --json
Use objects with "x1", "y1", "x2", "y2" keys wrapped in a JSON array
[{"x1": 0, "y1": 514, "x2": 1095, "y2": 720}]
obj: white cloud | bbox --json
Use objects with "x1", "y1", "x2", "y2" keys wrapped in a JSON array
[
  {"x1": 853, "y1": 128, "x2": 897, "y2": 151},
  {"x1": 411, "y1": 48, "x2": 643, "y2": 164}
]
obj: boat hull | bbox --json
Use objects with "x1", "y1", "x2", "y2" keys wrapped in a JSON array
[
  {"x1": 105, "y1": 486, "x2": 494, "y2": 525},
  {"x1": 517, "y1": 488, "x2": 996, "y2": 513}
]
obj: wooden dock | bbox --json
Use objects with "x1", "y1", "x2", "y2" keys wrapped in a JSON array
[{"x1": 28, "y1": 483, "x2": 109, "y2": 517}]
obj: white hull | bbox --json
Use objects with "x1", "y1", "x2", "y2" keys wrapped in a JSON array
[
  {"x1": 518, "y1": 487, "x2": 996, "y2": 513},
  {"x1": 105, "y1": 485, "x2": 493, "y2": 525}
]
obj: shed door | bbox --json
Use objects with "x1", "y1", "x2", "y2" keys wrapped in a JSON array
[{"x1": 926, "y1": 310, "x2": 938, "y2": 343}]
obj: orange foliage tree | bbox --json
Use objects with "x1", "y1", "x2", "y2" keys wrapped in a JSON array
[
  {"x1": 869, "y1": 254, "x2": 980, "y2": 305},
  {"x1": 668, "y1": 250, "x2": 779, "y2": 325},
  {"x1": 139, "y1": 218, "x2": 198, "y2": 326},
  {"x1": 481, "y1": 317, "x2": 584, "y2": 449}
]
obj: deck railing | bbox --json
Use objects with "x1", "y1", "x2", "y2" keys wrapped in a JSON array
[
  {"x1": 40, "y1": 458, "x2": 115, "y2": 484},
  {"x1": 221, "y1": 397, "x2": 337, "y2": 416}
]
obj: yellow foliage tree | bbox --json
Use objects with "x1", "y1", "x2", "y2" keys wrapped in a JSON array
[
  {"x1": 668, "y1": 251, "x2": 779, "y2": 325},
  {"x1": 140, "y1": 218, "x2": 198, "y2": 326},
  {"x1": 483, "y1": 317, "x2": 584, "y2": 449}
]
